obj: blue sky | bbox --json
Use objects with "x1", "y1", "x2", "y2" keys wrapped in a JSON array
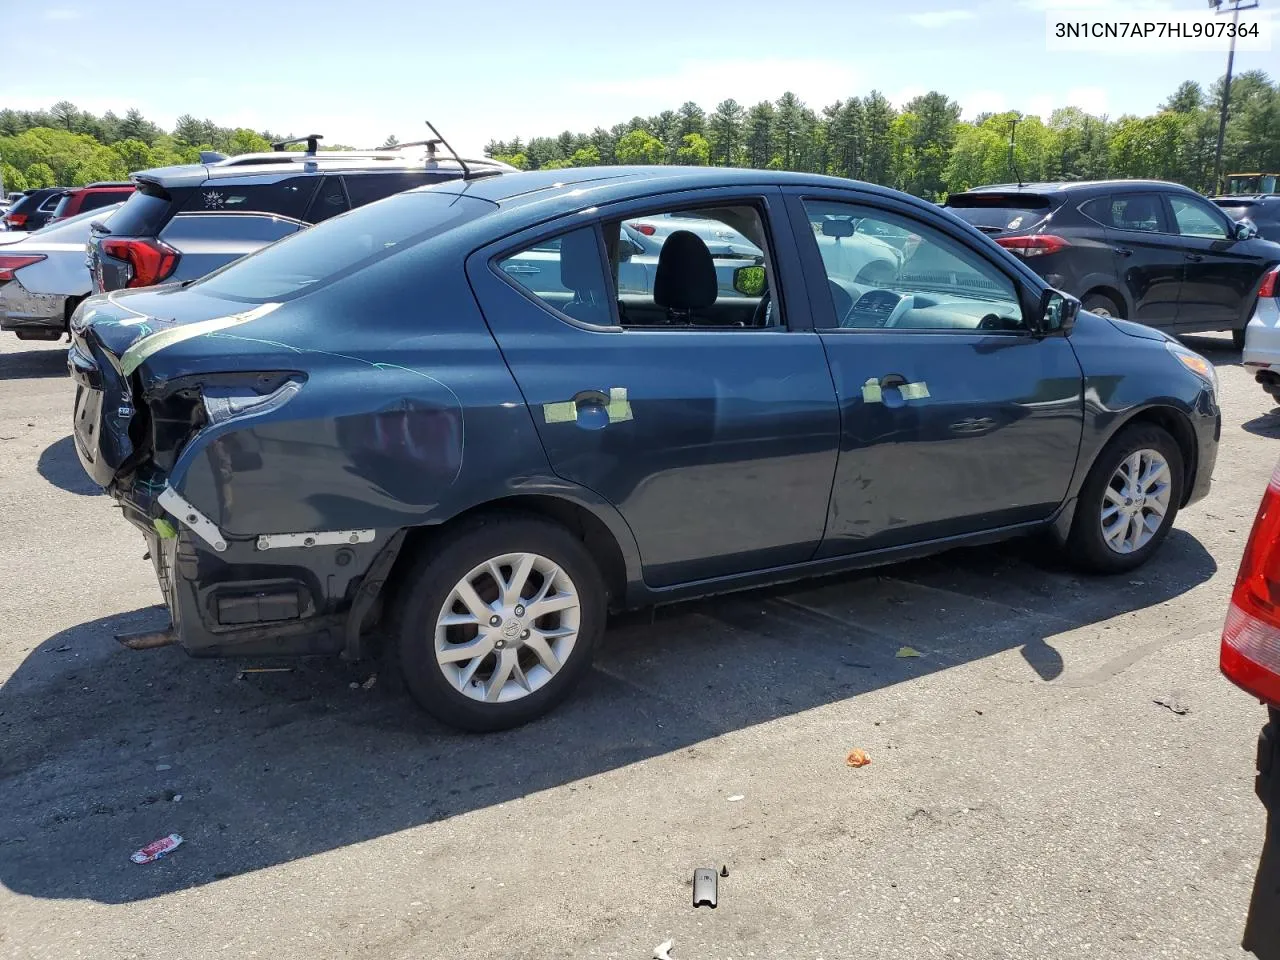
[{"x1": 8, "y1": 0, "x2": 1274, "y2": 154}]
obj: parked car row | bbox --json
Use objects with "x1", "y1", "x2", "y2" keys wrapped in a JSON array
[
  {"x1": 69, "y1": 164, "x2": 1222, "y2": 731},
  {"x1": 0, "y1": 139, "x2": 512, "y2": 340}
]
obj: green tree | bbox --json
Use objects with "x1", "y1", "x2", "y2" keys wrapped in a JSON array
[
  {"x1": 745, "y1": 101, "x2": 775, "y2": 169},
  {"x1": 0, "y1": 163, "x2": 27, "y2": 192},
  {"x1": 111, "y1": 138, "x2": 156, "y2": 173},
  {"x1": 493, "y1": 152, "x2": 529, "y2": 170},
  {"x1": 707, "y1": 98, "x2": 745, "y2": 166},
  {"x1": 676, "y1": 101, "x2": 706, "y2": 141},
  {"x1": 570, "y1": 145, "x2": 601, "y2": 166},
  {"x1": 51, "y1": 100, "x2": 79, "y2": 132},
  {"x1": 117, "y1": 108, "x2": 159, "y2": 145},
  {"x1": 861, "y1": 91, "x2": 896, "y2": 185},
  {"x1": 378, "y1": 134, "x2": 400, "y2": 149},
  {"x1": 24, "y1": 162, "x2": 56, "y2": 187},
  {"x1": 228, "y1": 129, "x2": 272, "y2": 155},
  {"x1": 615, "y1": 129, "x2": 665, "y2": 165},
  {"x1": 675, "y1": 133, "x2": 710, "y2": 166},
  {"x1": 902, "y1": 92, "x2": 960, "y2": 199}
]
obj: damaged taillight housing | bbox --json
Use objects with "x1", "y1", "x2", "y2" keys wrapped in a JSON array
[
  {"x1": 145, "y1": 373, "x2": 304, "y2": 474},
  {"x1": 1222, "y1": 458, "x2": 1280, "y2": 708}
]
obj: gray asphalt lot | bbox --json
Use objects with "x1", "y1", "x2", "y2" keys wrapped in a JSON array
[{"x1": 0, "y1": 332, "x2": 1276, "y2": 960}]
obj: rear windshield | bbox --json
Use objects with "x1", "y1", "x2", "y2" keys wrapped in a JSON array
[
  {"x1": 9, "y1": 191, "x2": 57, "y2": 216},
  {"x1": 108, "y1": 184, "x2": 180, "y2": 236},
  {"x1": 192, "y1": 190, "x2": 495, "y2": 303},
  {"x1": 946, "y1": 194, "x2": 1054, "y2": 232}
]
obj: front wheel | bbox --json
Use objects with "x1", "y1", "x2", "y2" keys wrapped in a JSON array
[
  {"x1": 392, "y1": 515, "x2": 606, "y2": 732},
  {"x1": 1064, "y1": 423, "x2": 1184, "y2": 574},
  {"x1": 1081, "y1": 292, "x2": 1122, "y2": 319}
]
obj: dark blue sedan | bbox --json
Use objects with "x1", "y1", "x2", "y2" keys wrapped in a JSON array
[{"x1": 69, "y1": 166, "x2": 1221, "y2": 731}]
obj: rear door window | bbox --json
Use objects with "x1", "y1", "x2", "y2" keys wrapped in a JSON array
[
  {"x1": 1105, "y1": 193, "x2": 1170, "y2": 233},
  {"x1": 37, "y1": 193, "x2": 64, "y2": 212},
  {"x1": 82, "y1": 190, "x2": 129, "y2": 211},
  {"x1": 342, "y1": 172, "x2": 436, "y2": 208}
]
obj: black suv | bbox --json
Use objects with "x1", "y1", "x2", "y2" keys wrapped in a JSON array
[
  {"x1": 89, "y1": 135, "x2": 512, "y2": 293},
  {"x1": 2, "y1": 187, "x2": 66, "y2": 231},
  {"x1": 946, "y1": 179, "x2": 1280, "y2": 347}
]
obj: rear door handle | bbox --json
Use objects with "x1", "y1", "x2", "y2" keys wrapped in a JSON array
[
  {"x1": 1185, "y1": 253, "x2": 1204, "y2": 262},
  {"x1": 1112, "y1": 246, "x2": 1133, "y2": 257},
  {"x1": 879, "y1": 373, "x2": 908, "y2": 389}
]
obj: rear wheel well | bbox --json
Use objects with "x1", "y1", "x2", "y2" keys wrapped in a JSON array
[
  {"x1": 1120, "y1": 407, "x2": 1197, "y2": 505},
  {"x1": 63, "y1": 295, "x2": 85, "y2": 331},
  {"x1": 389, "y1": 497, "x2": 628, "y2": 615},
  {"x1": 1082, "y1": 286, "x2": 1126, "y2": 318}
]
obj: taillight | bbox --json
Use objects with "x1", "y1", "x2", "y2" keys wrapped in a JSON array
[
  {"x1": 1222, "y1": 458, "x2": 1280, "y2": 707},
  {"x1": 1259, "y1": 267, "x2": 1278, "y2": 299},
  {"x1": 102, "y1": 238, "x2": 179, "y2": 288},
  {"x1": 629, "y1": 222, "x2": 656, "y2": 236},
  {"x1": 996, "y1": 234, "x2": 1069, "y2": 257},
  {"x1": 0, "y1": 254, "x2": 46, "y2": 282},
  {"x1": 4, "y1": 213, "x2": 28, "y2": 228}
]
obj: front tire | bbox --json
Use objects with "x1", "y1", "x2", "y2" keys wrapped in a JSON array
[
  {"x1": 1064, "y1": 423, "x2": 1184, "y2": 574},
  {"x1": 1081, "y1": 292, "x2": 1122, "y2": 319},
  {"x1": 393, "y1": 515, "x2": 606, "y2": 732}
]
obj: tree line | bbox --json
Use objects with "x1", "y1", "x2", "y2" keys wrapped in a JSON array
[
  {"x1": 2, "y1": 75, "x2": 1277, "y2": 199},
  {"x1": 483, "y1": 73, "x2": 1280, "y2": 198},
  {"x1": 0, "y1": 101, "x2": 353, "y2": 193}
]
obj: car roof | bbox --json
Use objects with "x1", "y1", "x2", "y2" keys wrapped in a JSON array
[
  {"x1": 132, "y1": 150, "x2": 515, "y2": 188},
  {"x1": 432, "y1": 165, "x2": 944, "y2": 220}
]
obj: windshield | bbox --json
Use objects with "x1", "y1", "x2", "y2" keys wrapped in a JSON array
[{"x1": 193, "y1": 190, "x2": 495, "y2": 303}]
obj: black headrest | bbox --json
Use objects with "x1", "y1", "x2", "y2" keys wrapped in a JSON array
[
  {"x1": 654, "y1": 230, "x2": 717, "y2": 311},
  {"x1": 559, "y1": 228, "x2": 605, "y2": 296}
]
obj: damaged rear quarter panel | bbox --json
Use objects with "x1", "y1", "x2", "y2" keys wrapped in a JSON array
[{"x1": 155, "y1": 247, "x2": 555, "y2": 538}]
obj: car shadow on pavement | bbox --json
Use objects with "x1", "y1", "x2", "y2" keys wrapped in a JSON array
[
  {"x1": 37, "y1": 436, "x2": 103, "y2": 496},
  {"x1": 0, "y1": 530, "x2": 1216, "y2": 904},
  {"x1": 0, "y1": 347, "x2": 66, "y2": 381},
  {"x1": 1243, "y1": 411, "x2": 1280, "y2": 439}
]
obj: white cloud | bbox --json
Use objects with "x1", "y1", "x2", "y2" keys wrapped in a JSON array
[
  {"x1": 44, "y1": 8, "x2": 80, "y2": 19},
  {"x1": 889, "y1": 85, "x2": 928, "y2": 110},
  {"x1": 907, "y1": 9, "x2": 976, "y2": 28}
]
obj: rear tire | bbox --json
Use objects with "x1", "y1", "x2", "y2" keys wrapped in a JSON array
[
  {"x1": 392, "y1": 514, "x2": 606, "y2": 732},
  {"x1": 1081, "y1": 292, "x2": 1122, "y2": 319},
  {"x1": 1064, "y1": 423, "x2": 1184, "y2": 574}
]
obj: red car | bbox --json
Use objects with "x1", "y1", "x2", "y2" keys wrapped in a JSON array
[
  {"x1": 1221, "y1": 459, "x2": 1280, "y2": 954},
  {"x1": 45, "y1": 182, "x2": 134, "y2": 225}
]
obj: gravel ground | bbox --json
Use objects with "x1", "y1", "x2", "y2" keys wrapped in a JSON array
[{"x1": 0, "y1": 331, "x2": 1276, "y2": 960}]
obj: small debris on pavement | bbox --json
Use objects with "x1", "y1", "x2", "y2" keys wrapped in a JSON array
[
  {"x1": 896, "y1": 646, "x2": 923, "y2": 658},
  {"x1": 1153, "y1": 695, "x2": 1191, "y2": 715},
  {"x1": 172, "y1": 794, "x2": 183, "y2": 803},
  {"x1": 846, "y1": 748, "x2": 872, "y2": 768},
  {"x1": 155, "y1": 764, "x2": 171, "y2": 771},
  {"x1": 727, "y1": 794, "x2": 744, "y2": 802},
  {"x1": 360, "y1": 674, "x2": 377, "y2": 690},
  {"x1": 130, "y1": 834, "x2": 183, "y2": 864},
  {"x1": 653, "y1": 939, "x2": 674, "y2": 960},
  {"x1": 237, "y1": 667, "x2": 293, "y2": 680},
  {"x1": 720, "y1": 865, "x2": 729, "y2": 877}
]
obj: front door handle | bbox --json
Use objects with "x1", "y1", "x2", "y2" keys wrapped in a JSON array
[
  {"x1": 879, "y1": 373, "x2": 908, "y2": 389},
  {"x1": 1113, "y1": 246, "x2": 1133, "y2": 257},
  {"x1": 1186, "y1": 253, "x2": 1204, "y2": 262}
]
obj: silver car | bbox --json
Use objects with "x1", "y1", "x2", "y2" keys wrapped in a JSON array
[
  {"x1": 1243, "y1": 267, "x2": 1280, "y2": 401},
  {"x1": 0, "y1": 203, "x2": 121, "y2": 341}
]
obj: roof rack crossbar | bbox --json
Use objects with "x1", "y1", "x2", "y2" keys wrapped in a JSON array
[{"x1": 271, "y1": 134, "x2": 324, "y2": 154}]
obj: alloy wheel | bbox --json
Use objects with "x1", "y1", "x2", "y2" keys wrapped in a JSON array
[
  {"x1": 434, "y1": 552, "x2": 580, "y2": 703},
  {"x1": 1100, "y1": 448, "x2": 1173, "y2": 554}
]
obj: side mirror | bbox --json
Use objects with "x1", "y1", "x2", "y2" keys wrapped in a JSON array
[
  {"x1": 733, "y1": 265, "x2": 767, "y2": 297},
  {"x1": 1038, "y1": 288, "x2": 1080, "y2": 335},
  {"x1": 1234, "y1": 218, "x2": 1259, "y2": 241}
]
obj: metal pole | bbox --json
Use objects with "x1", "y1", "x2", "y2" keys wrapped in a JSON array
[
  {"x1": 1212, "y1": 4, "x2": 1240, "y2": 193},
  {"x1": 1211, "y1": 0, "x2": 1260, "y2": 193}
]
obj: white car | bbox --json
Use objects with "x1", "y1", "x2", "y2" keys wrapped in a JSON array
[
  {"x1": 0, "y1": 203, "x2": 121, "y2": 341},
  {"x1": 1243, "y1": 266, "x2": 1280, "y2": 401}
]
